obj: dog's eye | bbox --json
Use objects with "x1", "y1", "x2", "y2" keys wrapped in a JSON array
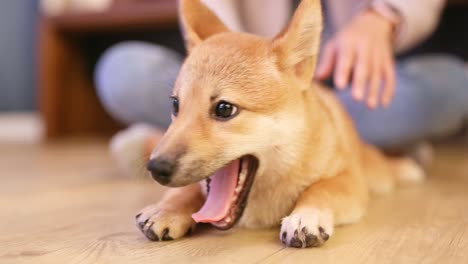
[
  {"x1": 214, "y1": 101, "x2": 238, "y2": 120},
  {"x1": 172, "y1": 97, "x2": 179, "y2": 116}
]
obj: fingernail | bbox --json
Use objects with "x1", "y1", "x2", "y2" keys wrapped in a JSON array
[
  {"x1": 335, "y1": 78, "x2": 344, "y2": 89},
  {"x1": 340, "y1": 79, "x2": 347, "y2": 89}
]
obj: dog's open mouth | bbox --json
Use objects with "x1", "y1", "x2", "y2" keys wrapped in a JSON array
[{"x1": 192, "y1": 155, "x2": 259, "y2": 230}]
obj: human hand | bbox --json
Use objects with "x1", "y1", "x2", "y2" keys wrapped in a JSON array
[{"x1": 315, "y1": 10, "x2": 396, "y2": 109}]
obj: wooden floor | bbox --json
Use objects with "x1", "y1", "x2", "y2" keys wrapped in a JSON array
[{"x1": 1, "y1": 135, "x2": 468, "y2": 263}]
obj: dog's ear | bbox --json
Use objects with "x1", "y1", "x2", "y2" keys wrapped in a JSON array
[
  {"x1": 272, "y1": 0, "x2": 322, "y2": 85},
  {"x1": 179, "y1": 0, "x2": 230, "y2": 52}
]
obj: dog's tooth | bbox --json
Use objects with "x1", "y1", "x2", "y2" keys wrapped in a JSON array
[
  {"x1": 226, "y1": 216, "x2": 232, "y2": 223},
  {"x1": 237, "y1": 179, "x2": 243, "y2": 185},
  {"x1": 240, "y1": 171, "x2": 246, "y2": 178},
  {"x1": 231, "y1": 195, "x2": 238, "y2": 203},
  {"x1": 238, "y1": 172, "x2": 246, "y2": 182}
]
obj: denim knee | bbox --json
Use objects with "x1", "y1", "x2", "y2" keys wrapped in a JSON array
[
  {"x1": 337, "y1": 54, "x2": 468, "y2": 149},
  {"x1": 95, "y1": 41, "x2": 182, "y2": 127}
]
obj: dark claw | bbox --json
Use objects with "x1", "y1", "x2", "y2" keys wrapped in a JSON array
[
  {"x1": 281, "y1": 231, "x2": 287, "y2": 243},
  {"x1": 137, "y1": 218, "x2": 149, "y2": 231},
  {"x1": 305, "y1": 233, "x2": 319, "y2": 247},
  {"x1": 290, "y1": 237, "x2": 303, "y2": 248},
  {"x1": 300, "y1": 227, "x2": 317, "y2": 247},
  {"x1": 319, "y1": 226, "x2": 329, "y2": 241},
  {"x1": 289, "y1": 229, "x2": 303, "y2": 248},
  {"x1": 135, "y1": 213, "x2": 142, "y2": 220},
  {"x1": 161, "y1": 228, "x2": 173, "y2": 241},
  {"x1": 144, "y1": 223, "x2": 159, "y2": 241}
]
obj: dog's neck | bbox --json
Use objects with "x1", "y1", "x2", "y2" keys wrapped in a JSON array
[
  {"x1": 260, "y1": 85, "x2": 342, "y2": 185},
  {"x1": 241, "y1": 86, "x2": 343, "y2": 228}
]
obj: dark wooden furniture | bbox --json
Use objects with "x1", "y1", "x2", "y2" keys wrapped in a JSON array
[
  {"x1": 38, "y1": 0, "x2": 179, "y2": 138},
  {"x1": 38, "y1": 0, "x2": 467, "y2": 139}
]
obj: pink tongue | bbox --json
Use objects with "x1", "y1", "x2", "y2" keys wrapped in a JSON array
[{"x1": 192, "y1": 159, "x2": 239, "y2": 223}]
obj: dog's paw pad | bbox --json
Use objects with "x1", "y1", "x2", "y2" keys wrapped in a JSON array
[
  {"x1": 136, "y1": 205, "x2": 196, "y2": 242},
  {"x1": 280, "y1": 208, "x2": 333, "y2": 248}
]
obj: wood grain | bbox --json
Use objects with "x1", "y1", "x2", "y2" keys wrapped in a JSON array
[{"x1": 1, "y1": 139, "x2": 467, "y2": 264}]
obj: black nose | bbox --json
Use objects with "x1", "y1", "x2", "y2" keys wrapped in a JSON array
[{"x1": 147, "y1": 159, "x2": 175, "y2": 185}]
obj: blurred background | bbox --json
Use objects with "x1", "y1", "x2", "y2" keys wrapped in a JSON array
[
  {"x1": 1, "y1": 0, "x2": 186, "y2": 142},
  {"x1": 0, "y1": 1, "x2": 467, "y2": 262},
  {"x1": 0, "y1": 0, "x2": 467, "y2": 142},
  {"x1": 0, "y1": 1, "x2": 38, "y2": 112}
]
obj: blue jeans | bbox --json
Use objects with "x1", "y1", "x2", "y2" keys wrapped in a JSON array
[{"x1": 95, "y1": 42, "x2": 468, "y2": 150}]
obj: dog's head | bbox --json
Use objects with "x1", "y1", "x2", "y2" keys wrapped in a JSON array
[{"x1": 148, "y1": 0, "x2": 323, "y2": 229}]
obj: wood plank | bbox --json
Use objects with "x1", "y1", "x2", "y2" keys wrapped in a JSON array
[{"x1": 0, "y1": 138, "x2": 467, "y2": 263}]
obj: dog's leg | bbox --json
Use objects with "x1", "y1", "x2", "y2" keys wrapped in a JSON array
[
  {"x1": 280, "y1": 171, "x2": 368, "y2": 248},
  {"x1": 136, "y1": 183, "x2": 205, "y2": 241}
]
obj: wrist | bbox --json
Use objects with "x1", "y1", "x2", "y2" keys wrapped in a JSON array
[
  {"x1": 363, "y1": 9, "x2": 395, "y2": 38},
  {"x1": 368, "y1": 1, "x2": 402, "y2": 38}
]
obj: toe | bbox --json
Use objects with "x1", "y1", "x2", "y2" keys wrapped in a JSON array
[
  {"x1": 135, "y1": 213, "x2": 142, "y2": 220},
  {"x1": 137, "y1": 218, "x2": 149, "y2": 232},
  {"x1": 281, "y1": 231, "x2": 287, "y2": 244},
  {"x1": 290, "y1": 236, "x2": 303, "y2": 248},
  {"x1": 161, "y1": 227, "x2": 174, "y2": 241},
  {"x1": 319, "y1": 226, "x2": 329, "y2": 242},
  {"x1": 304, "y1": 233, "x2": 319, "y2": 247},
  {"x1": 144, "y1": 223, "x2": 159, "y2": 241}
]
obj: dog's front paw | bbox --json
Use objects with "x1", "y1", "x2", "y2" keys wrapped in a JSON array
[
  {"x1": 136, "y1": 204, "x2": 196, "y2": 242},
  {"x1": 280, "y1": 208, "x2": 334, "y2": 248}
]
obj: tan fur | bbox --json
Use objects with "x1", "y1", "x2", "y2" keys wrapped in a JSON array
[{"x1": 136, "y1": 0, "x2": 424, "y2": 247}]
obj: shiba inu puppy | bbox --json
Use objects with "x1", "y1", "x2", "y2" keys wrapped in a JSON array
[{"x1": 134, "y1": 0, "x2": 424, "y2": 248}]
